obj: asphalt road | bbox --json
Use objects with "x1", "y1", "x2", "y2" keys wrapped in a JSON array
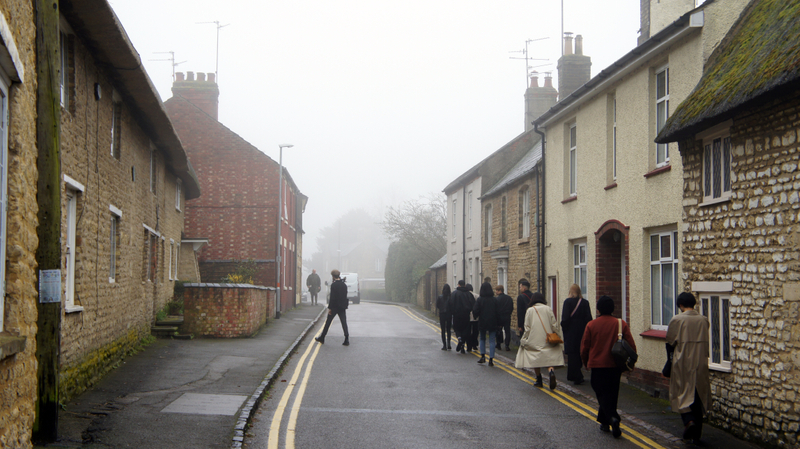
[{"x1": 244, "y1": 302, "x2": 657, "y2": 449}]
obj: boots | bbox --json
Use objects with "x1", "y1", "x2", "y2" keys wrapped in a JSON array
[
  {"x1": 315, "y1": 336, "x2": 325, "y2": 344},
  {"x1": 488, "y1": 358, "x2": 494, "y2": 367},
  {"x1": 549, "y1": 369, "x2": 557, "y2": 390},
  {"x1": 534, "y1": 373, "x2": 543, "y2": 387},
  {"x1": 477, "y1": 355, "x2": 486, "y2": 364},
  {"x1": 342, "y1": 337, "x2": 349, "y2": 346}
]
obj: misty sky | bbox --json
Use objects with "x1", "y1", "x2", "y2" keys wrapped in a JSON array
[{"x1": 110, "y1": 0, "x2": 640, "y2": 259}]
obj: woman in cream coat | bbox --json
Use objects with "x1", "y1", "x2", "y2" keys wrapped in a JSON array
[{"x1": 515, "y1": 292, "x2": 565, "y2": 389}]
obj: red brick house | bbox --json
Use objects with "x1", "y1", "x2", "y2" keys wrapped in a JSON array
[{"x1": 165, "y1": 73, "x2": 307, "y2": 315}]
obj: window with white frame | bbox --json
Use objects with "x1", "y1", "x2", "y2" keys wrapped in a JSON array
[
  {"x1": 452, "y1": 198, "x2": 457, "y2": 238},
  {"x1": 500, "y1": 196, "x2": 507, "y2": 242},
  {"x1": 173, "y1": 240, "x2": 179, "y2": 280},
  {"x1": 497, "y1": 259, "x2": 508, "y2": 293},
  {"x1": 168, "y1": 239, "x2": 174, "y2": 280},
  {"x1": 656, "y1": 66, "x2": 670, "y2": 166},
  {"x1": 109, "y1": 205, "x2": 121, "y2": 282},
  {"x1": 650, "y1": 230, "x2": 679, "y2": 327},
  {"x1": 569, "y1": 124, "x2": 577, "y2": 195},
  {"x1": 702, "y1": 125, "x2": 732, "y2": 203},
  {"x1": 110, "y1": 100, "x2": 121, "y2": 159},
  {"x1": 573, "y1": 242, "x2": 587, "y2": 296},
  {"x1": 468, "y1": 258, "x2": 473, "y2": 285},
  {"x1": 468, "y1": 191, "x2": 472, "y2": 233},
  {"x1": 143, "y1": 228, "x2": 159, "y2": 282},
  {"x1": 699, "y1": 290, "x2": 732, "y2": 371},
  {"x1": 0, "y1": 71, "x2": 9, "y2": 328},
  {"x1": 175, "y1": 178, "x2": 182, "y2": 211},
  {"x1": 453, "y1": 261, "x2": 457, "y2": 285},
  {"x1": 519, "y1": 187, "x2": 530, "y2": 238},
  {"x1": 484, "y1": 204, "x2": 492, "y2": 247}
]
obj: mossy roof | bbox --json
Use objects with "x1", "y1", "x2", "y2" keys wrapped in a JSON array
[{"x1": 657, "y1": 0, "x2": 800, "y2": 143}]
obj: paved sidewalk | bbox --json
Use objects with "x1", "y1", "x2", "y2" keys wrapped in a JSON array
[{"x1": 38, "y1": 302, "x2": 325, "y2": 449}]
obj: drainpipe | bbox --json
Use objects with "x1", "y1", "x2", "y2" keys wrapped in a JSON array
[{"x1": 533, "y1": 122, "x2": 546, "y2": 296}]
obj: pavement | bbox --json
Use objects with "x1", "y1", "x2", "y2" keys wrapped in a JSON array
[{"x1": 37, "y1": 300, "x2": 763, "y2": 449}]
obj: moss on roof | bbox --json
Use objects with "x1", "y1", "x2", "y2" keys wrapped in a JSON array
[{"x1": 657, "y1": 0, "x2": 800, "y2": 142}]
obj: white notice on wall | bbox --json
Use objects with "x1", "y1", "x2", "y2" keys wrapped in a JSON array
[{"x1": 39, "y1": 270, "x2": 62, "y2": 303}]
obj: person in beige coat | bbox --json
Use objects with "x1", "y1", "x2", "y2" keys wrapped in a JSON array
[
  {"x1": 515, "y1": 292, "x2": 565, "y2": 389},
  {"x1": 666, "y1": 292, "x2": 710, "y2": 443}
]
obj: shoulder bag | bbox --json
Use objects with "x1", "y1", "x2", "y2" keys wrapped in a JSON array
[
  {"x1": 611, "y1": 319, "x2": 638, "y2": 371},
  {"x1": 533, "y1": 306, "x2": 563, "y2": 345},
  {"x1": 662, "y1": 343, "x2": 674, "y2": 377}
]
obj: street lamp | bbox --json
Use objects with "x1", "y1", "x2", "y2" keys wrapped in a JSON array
[{"x1": 276, "y1": 143, "x2": 293, "y2": 319}]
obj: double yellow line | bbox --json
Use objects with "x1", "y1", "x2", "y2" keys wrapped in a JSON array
[{"x1": 395, "y1": 306, "x2": 666, "y2": 449}]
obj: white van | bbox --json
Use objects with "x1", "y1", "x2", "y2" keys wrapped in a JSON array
[{"x1": 339, "y1": 272, "x2": 360, "y2": 304}]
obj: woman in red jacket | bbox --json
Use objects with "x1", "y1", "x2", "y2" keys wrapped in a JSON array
[{"x1": 580, "y1": 295, "x2": 636, "y2": 439}]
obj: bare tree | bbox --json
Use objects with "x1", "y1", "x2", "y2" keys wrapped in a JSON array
[{"x1": 381, "y1": 194, "x2": 446, "y2": 262}]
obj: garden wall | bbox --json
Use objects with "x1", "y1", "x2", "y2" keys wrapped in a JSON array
[{"x1": 183, "y1": 284, "x2": 275, "y2": 337}]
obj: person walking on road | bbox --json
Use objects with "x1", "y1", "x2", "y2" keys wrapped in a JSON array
[
  {"x1": 666, "y1": 292, "x2": 710, "y2": 444},
  {"x1": 516, "y1": 280, "x2": 533, "y2": 338},
  {"x1": 580, "y1": 295, "x2": 636, "y2": 439},
  {"x1": 515, "y1": 292, "x2": 564, "y2": 390},
  {"x1": 495, "y1": 285, "x2": 514, "y2": 351},
  {"x1": 315, "y1": 269, "x2": 350, "y2": 346},
  {"x1": 450, "y1": 280, "x2": 474, "y2": 354},
  {"x1": 561, "y1": 284, "x2": 592, "y2": 385},
  {"x1": 473, "y1": 282, "x2": 499, "y2": 366},
  {"x1": 306, "y1": 269, "x2": 321, "y2": 305},
  {"x1": 436, "y1": 284, "x2": 453, "y2": 350},
  {"x1": 466, "y1": 284, "x2": 480, "y2": 353}
]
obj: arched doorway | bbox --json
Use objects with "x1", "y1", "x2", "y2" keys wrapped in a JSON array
[{"x1": 594, "y1": 220, "x2": 630, "y2": 320}]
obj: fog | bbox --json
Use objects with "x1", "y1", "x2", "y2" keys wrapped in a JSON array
[{"x1": 110, "y1": 0, "x2": 640, "y2": 258}]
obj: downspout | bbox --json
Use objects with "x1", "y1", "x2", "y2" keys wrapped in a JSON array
[
  {"x1": 533, "y1": 123, "x2": 546, "y2": 296},
  {"x1": 461, "y1": 184, "x2": 466, "y2": 282}
]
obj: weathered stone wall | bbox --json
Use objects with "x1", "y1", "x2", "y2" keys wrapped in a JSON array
[
  {"x1": 178, "y1": 242, "x2": 202, "y2": 282},
  {"x1": 0, "y1": 0, "x2": 40, "y2": 447},
  {"x1": 56, "y1": 15, "x2": 186, "y2": 401},
  {"x1": 680, "y1": 89, "x2": 800, "y2": 446},
  {"x1": 182, "y1": 284, "x2": 273, "y2": 337}
]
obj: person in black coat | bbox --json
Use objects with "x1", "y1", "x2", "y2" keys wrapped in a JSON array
[
  {"x1": 494, "y1": 285, "x2": 514, "y2": 351},
  {"x1": 561, "y1": 284, "x2": 593, "y2": 384},
  {"x1": 315, "y1": 269, "x2": 350, "y2": 346},
  {"x1": 516, "y1": 279, "x2": 533, "y2": 337},
  {"x1": 466, "y1": 283, "x2": 480, "y2": 352},
  {"x1": 473, "y1": 282, "x2": 499, "y2": 366},
  {"x1": 449, "y1": 280, "x2": 474, "y2": 354},
  {"x1": 436, "y1": 284, "x2": 452, "y2": 350}
]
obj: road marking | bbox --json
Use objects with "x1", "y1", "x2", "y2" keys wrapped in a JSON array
[
  {"x1": 267, "y1": 331, "x2": 320, "y2": 449},
  {"x1": 286, "y1": 341, "x2": 322, "y2": 449},
  {"x1": 400, "y1": 305, "x2": 667, "y2": 449}
]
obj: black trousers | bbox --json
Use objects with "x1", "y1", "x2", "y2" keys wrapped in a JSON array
[
  {"x1": 590, "y1": 367, "x2": 622, "y2": 426},
  {"x1": 309, "y1": 291, "x2": 318, "y2": 305},
  {"x1": 681, "y1": 390, "x2": 705, "y2": 438},
  {"x1": 439, "y1": 314, "x2": 452, "y2": 346},
  {"x1": 320, "y1": 308, "x2": 348, "y2": 338},
  {"x1": 495, "y1": 317, "x2": 511, "y2": 347},
  {"x1": 566, "y1": 352, "x2": 584, "y2": 382},
  {"x1": 468, "y1": 321, "x2": 479, "y2": 349}
]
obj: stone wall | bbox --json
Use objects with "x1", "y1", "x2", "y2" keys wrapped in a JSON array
[
  {"x1": 679, "y1": 89, "x2": 800, "y2": 446},
  {"x1": 0, "y1": 0, "x2": 40, "y2": 446},
  {"x1": 182, "y1": 284, "x2": 274, "y2": 338},
  {"x1": 56, "y1": 14, "x2": 186, "y2": 401}
]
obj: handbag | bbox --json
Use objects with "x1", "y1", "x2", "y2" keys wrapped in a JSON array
[
  {"x1": 533, "y1": 306, "x2": 563, "y2": 345},
  {"x1": 662, "y1": 343, "x2": 674, "y2": 377},
  {"x1": 611, "y1": 319, "x2": 638, "y2": 371}
]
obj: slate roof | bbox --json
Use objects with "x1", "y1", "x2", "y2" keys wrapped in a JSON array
[
  {"x1": 430, "y1": 254, "x2": 448, "y2": 270},
  {"x1": 656, "y1": 0, "x2": 800, "y2": 143},
  {"x1": 482, "y1": 140, "x2": 542, "y2": 198}
]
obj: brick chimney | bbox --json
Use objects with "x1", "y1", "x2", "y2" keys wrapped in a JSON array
[
  {"x1": 557, "y1": 33, "x2": 592, "y2": 101},
  {"x1": 171, "y1": 71, "x2": 220, "y2": 120},
  {"x1": 524, "y1": 72, "x2": 558, "y2": 130}
]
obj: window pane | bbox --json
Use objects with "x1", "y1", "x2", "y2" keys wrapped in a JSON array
[
  {"x1": 723, "y1": 298, "x2": 731, "y2": 362},
  {"x1": 660, "y1": 234, "x2": 671, "y2": 259},
  {"x1": 712, "y1": 138, "x2": 722, "y2": 198},
  {"x1": 570, "y1": 149, "x2": 577, "y2": 194},
  {"x1": 651, "y1": 235, "x2": 659, "y2": 261},
  {"x1": 570, "y1": 126, "x2": 577, "y2": 147},
  {"x1": 651, "y1": 265, "x2": 661, "y2": 324},
  {"x1": 580, "y1": 267, "x2": 587, "y2": 296},
  {"x1": 723, "y1": 137, "x2": 731, "y2": 193},
  {"x1": 661, "y1": 264, "x2": 674, "y2": 324},
  {"x1": 579, "y1": 245, "x2": 585, "y2": 264},
  {"x1": 656, "y1": 70, "x2": 666, "y2": 98},
  {"x1": 711, "y1": 296, "x2": 721, "y2": 364},
  {"x1": 704, "y1": 144, "x2": 712, "y2": 196}
]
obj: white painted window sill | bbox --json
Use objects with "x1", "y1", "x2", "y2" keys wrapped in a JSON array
[
  {"x1": 65, "y1": 305, "x2": 84, "y2": 314},
  {"x1": 699, "y1": 195, "x2": 732, "y2": 207}
]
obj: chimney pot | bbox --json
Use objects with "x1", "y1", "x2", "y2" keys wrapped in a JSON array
[
  {"x1": 176, "y1": 72, "x2": 185, "y2": 82},
  {"x1": 564, "y1": 33, "x2": 574, "y2": 55},
  {"x1": 187, "y1": 71, "x2": 195, "y2": 81},
  {"x1": 530, "y1": 73, "x2": 539, "y2": 88},
  {"x1": 197, "y1": 72, "x2": 206, "y2": 82},
  {"x1": 544, "y1": 74, "x2": 554, "y2": 88},
  {"x1": 207, "y1": 73, "x2": 216, "y2": 83},
  {"x1": 575, "y1": 35, "x2": 584, "y2": 55}
]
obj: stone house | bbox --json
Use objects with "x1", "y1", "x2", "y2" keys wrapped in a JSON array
[
  {"x1": 656, "y1": 0, "x2": 800, "y2": 444},
  {"x1": 55, "y1": 0, "x2": 201, "y2": 401},
  {"x1": 165, "y1": 73, "x2": 307, "y2": 316},
  {"x1": 0, "y1": 0, "x2": 40, "y2": 446},
  {"x1": 417, "y1": 255, "x2": 448, "y2": 311},
  {"x1": 532, "y1": 0, "x2": 749, "y2": 393}
]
